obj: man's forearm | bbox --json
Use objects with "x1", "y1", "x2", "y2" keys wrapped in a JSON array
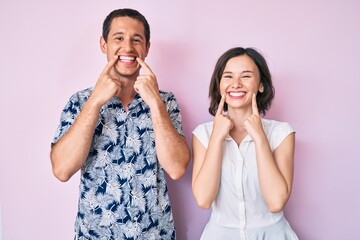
[
  {"x1": 51, "y1": 99, "x2": 101, "y2": 182},
  {"x1": 150, "y1": 102, "x2": 190, "y2": 180}
]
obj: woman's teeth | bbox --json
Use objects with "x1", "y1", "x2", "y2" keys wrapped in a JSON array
[{"x1": 229, "y1": 92, "x2": 245, "y2": 97}]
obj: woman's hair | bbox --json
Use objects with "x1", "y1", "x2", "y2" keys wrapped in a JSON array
[
  {"x1": 102, "y1": 8, "x2": 150, "y2": 44},
  {"x1": 208, "y1": 47, "x2": 275, "y2": 116}
]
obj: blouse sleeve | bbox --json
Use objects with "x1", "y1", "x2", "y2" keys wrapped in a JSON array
[
  {"x1": 269, "y1": 122, "x2": 295, "y2": 151},
  {"x1": 192, "y1": 122, "x2": 212, "y2": 149}
]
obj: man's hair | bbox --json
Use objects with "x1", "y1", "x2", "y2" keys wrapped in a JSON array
[
  {"x1": 208, "y1": 47, "x2": 275, "y2": 116},
  {"x1": 102, "y1": 8, "x2": 150, "y2": 44}
]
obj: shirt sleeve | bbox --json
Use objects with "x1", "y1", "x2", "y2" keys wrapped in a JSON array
[
  {"x1": 51, "y1": 93, "x2": 82, "y2": 146},
  {"x1": 164, "y1": 92, "x2": 185, "y2": 136}
]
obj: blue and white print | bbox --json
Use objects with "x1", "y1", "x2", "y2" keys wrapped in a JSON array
[{"x1": 52, "y1": 87, "x2": 184, "y2": 239}]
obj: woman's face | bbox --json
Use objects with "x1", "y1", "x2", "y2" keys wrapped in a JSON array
[{"x1": 219, "y1": 54, "x2": 264, "y2": 110}]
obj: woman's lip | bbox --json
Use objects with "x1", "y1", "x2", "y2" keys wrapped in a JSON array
[{"x1": 228, "y1": 91, "x2": 246, "y2": 97}]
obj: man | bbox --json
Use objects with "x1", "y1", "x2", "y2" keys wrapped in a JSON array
[{"x1": 51, "y1": 8, "x2": 190, "y2": 239}]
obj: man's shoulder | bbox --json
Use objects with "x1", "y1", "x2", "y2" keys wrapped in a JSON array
[
  {"x1": 69, "y1": 86, "x2": 93, "y2": 101},
  {"x1": 159, "y1": 90, "x2": 174, "y2": 96},
  {"x1": 159, "y1": 90, "x2": 177, "y2": 101},
  {"x1": 74, "y1": 86, "x2": 93, "y2": 96}
]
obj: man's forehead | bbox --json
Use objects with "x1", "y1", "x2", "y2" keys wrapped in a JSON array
[{"x1": 109, "y1": 17, "x2": 145, "y2": 34}]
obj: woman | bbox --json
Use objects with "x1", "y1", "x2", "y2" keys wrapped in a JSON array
[{"x1": 192, "y1": 47, "x2": 298, "y2": 239}]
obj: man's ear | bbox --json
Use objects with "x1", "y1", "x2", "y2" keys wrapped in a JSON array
[
  {"x1": 145, "y1": 42, "x2": 151, "y2": 57},
  {"x1": 100, "y1": 36, "x2": 107, "y2": 53}
]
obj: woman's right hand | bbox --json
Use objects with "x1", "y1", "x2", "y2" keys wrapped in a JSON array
[{"x1": 213, "y1": 94, "x2": 234, "y2": 140}]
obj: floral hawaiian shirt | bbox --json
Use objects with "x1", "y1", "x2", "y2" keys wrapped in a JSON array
[{"x1": 52, "y1": 87, "x2": 184, "y2": 240}]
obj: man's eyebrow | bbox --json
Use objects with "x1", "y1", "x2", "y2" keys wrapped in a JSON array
[
  {"x1": 112, "y1": 32, "x2": 144, "y2": 39},
  {"x1": 133, "y1": 33, "x2": 144, "y2": 38},
  {"x1": 112, "y1": 31, "x2": 124, "y2": 36}
]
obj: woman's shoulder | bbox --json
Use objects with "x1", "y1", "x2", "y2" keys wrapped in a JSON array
[
  {"x1": 192, "y1": 121, "x2": 213, "y2": 148},
  {"x1": 262, "y1": 118, "x2": 295, "y2": 150},
  {"x1": 193, "y1": 121, "x2": 213, "y2": 133},
  {"x1": 262, "y1": 118, "x2": 294, "y2": 133}
]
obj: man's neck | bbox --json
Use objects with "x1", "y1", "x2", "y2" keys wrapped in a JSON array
[{"x1": 115, "y1": 79, "x2": 137, "y2": 111}]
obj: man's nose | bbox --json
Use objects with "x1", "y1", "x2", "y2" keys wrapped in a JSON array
[{"x1": 122, "y1": 39, "x2": 133, "y2": 51}]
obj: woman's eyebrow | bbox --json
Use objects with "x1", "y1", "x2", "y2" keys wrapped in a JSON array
[{"x1": 222, "y1": 70, "x2": 254, "y2": 74}]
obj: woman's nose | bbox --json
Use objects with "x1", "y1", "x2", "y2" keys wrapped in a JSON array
[{"x1": 232, "y1": 78, "x2": 242, "y2": 89}]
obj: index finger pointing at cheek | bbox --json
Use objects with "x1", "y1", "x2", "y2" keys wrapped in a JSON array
[
  {"x1": 136, "y1": 57, "x2": 154, "y2": 76},
  {"x1": 103, "y1": 55, "x2": 118, "y2": 74},
  {"x1": 252, "y1": 93, "x2": 260, "y2": 116},
  {"x1": 216, "y1": 94, "x2": 226, "y2": 116},
  {"x1": 216, "y1": 85, "x2": 231, "y2": 116}
]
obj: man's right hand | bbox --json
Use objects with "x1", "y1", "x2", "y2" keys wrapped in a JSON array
[{"x1": 90, "y1": 56, "x2": 121, "y2": 107}]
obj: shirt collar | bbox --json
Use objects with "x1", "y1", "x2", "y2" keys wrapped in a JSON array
[
  {"x1": 224, "y1": 134, "x2": 253, "y2": 142},
  {"x1": 223, "y1": 118, "x2": 264, "y2": 142}
]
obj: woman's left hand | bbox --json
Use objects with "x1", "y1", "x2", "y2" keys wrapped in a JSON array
[{"x1": 242, "y1": 93, "x2": 265, "y2": 143}]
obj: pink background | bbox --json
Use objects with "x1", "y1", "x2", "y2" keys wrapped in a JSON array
[{"x1": 1, "y1": 1, "x2": 359, "y2": 239}]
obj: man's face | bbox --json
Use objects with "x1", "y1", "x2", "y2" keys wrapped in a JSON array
[{"x1": 101, "y1": 16, "x2": 150, "y2": 78}]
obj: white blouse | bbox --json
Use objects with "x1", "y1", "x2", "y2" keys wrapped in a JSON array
[{"x1": 193, "y1": 119, "x2": 298, "y2": 240}]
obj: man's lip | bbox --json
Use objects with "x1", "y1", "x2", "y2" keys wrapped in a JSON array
[{"x1": 117, "y1": 55, "x2": 137, "y2": 61}]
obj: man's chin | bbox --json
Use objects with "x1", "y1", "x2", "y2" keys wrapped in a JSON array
[{"x1": 115, "y1": 69, "x2": 140, "y2": 79}]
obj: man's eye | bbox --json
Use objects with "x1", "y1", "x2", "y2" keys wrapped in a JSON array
[
  {"x1": 133, "y1": 39, "x2": 141, "y2": 43},
  {"x1": 116, "y1": 37, "x2": 124, "y2": 41}
]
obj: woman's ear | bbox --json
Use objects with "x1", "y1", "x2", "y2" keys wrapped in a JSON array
[{"x1": 259, "y1": 83, "x2": 264, "y2": 93}]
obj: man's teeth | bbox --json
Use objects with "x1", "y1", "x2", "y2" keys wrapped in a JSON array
[
  {"x1": 118, "y1": 56, "x2": 136, "y2": 62},
  {"x1": 229, "y1": 92, "x2": 245, "y2": 97}
]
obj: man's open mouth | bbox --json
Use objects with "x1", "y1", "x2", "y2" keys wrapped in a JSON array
[{"x1": 118, "y1": 56, "x2": 136, "y2": 62}]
